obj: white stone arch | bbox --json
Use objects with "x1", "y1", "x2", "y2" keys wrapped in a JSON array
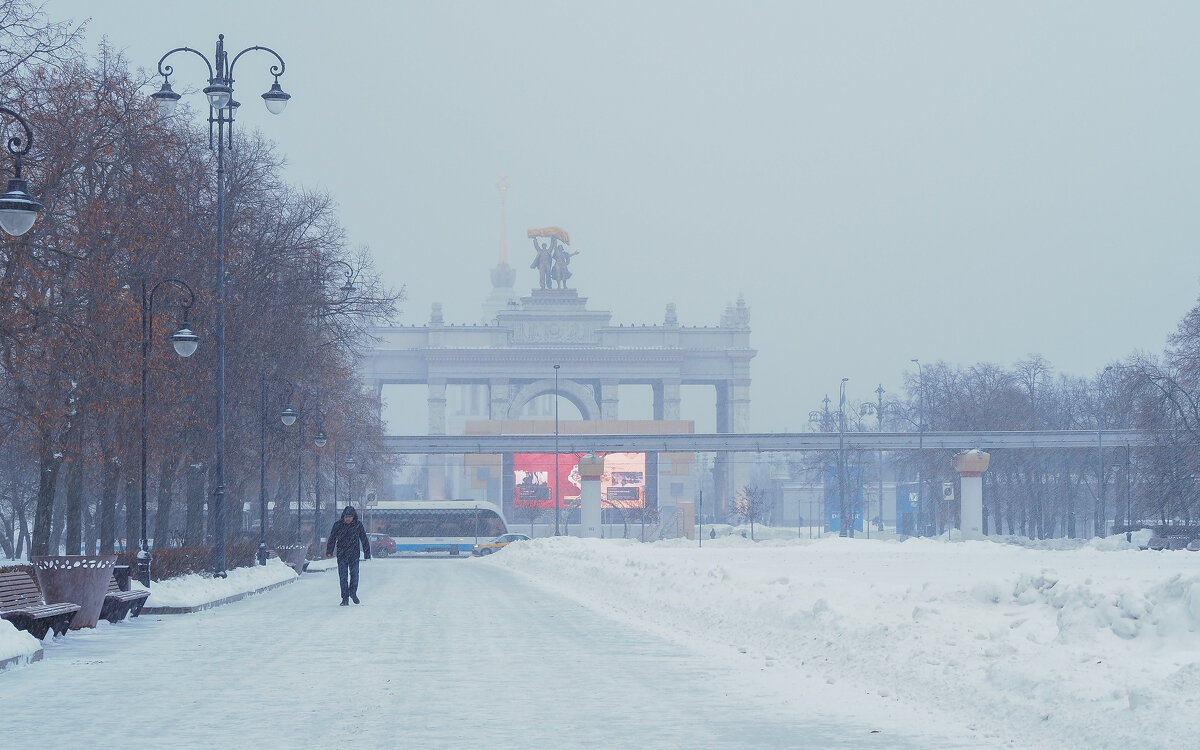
[{"x1": 507, "y1": 378, "x2": 599, "y2": 420}]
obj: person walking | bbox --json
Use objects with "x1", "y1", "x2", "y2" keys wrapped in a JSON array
[{"x1": 325, "y1": 505, "x2": 371, "y2": 605}]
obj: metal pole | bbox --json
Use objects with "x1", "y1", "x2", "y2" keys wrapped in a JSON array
[
  {"x1": 1125, "y1": 445, "x2": 1132, "y2": 543},
  {"x1": 912, "y1": 359, "x2": 923, "y2": 536},
  {"x1": 313, "y1": 450, "x2": 322, "y2": 551},
  {"x1": 212, "y1": 42, "x2": 229, "y2": 577},
  {"x1": 258, "y1": 373, "x2": 268, "y2": 565},
  {"x1": 1098, "y1": 365, "x2": 1113, "y2": 538},
  {"x1": 838, "y1": 377, "x2": 848, "y2": 537},
  {"x1": 876, "y1": 384, "x2": 884, "y2": 536},
  {"x1": 138, "y1": 276, "x2": 151, "y2": 587},
  {"x1": 699, "y1": 487, "x2": 703, "y2": 548},
  {"x1": 297, "y1": 426, "x2": 303, "y2": 543},
  {"x1": 554, "y1": 364, "x2": 560, "y2": 536}
]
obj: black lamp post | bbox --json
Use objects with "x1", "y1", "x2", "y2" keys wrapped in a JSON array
[
  {"x1": 0, "y1": 105, "x2": 45, "y2": 237},
  {"x1": 346, "y1": 453, "x2": 357, "y2": 508},
  {"x1": 152, "y1": 35, "x2": 291, "y2": 577},
  {"x1": 912, "y1": 358, "x2": 924, "y2": 535},
  {"x1": 554, "y1": 364, "x2": 560, "y2": 536},
  {"x1": 1097, "y1": 364, "x2": 1114, "y2": 538},
  {"x1": 838, "y1": 377, "x2": 849, "y2": 537},
  {"x1": 258, "y1": 375, "x2": 297, "y2": 565},
  {"x1": 138, "y1": 276, "x2": 199, "y2": 587},
  {"x1": 312, "y1": 422, "x2": 328, "y2": 550}
]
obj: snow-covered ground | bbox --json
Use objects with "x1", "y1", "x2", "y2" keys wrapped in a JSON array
[
  {"x1": 0, "y1": 559, "x2": 297, "y2": 664},
  {"x1": 489, "y1": 529, "x2": 1200, "y2": 749},
  {"x1": 2, "y1": 531, "x2": 1198, "y2": 748}
]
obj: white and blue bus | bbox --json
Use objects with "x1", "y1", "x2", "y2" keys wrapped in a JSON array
[{"x1": 366, "y1": 500, "x2": 507, "y2": 555}]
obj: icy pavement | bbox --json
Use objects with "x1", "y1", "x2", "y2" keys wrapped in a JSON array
[{"x1": 0, "y1": 558, "x2": 972, "y2": 749}]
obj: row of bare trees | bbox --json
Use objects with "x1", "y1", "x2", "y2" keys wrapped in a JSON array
[
  {"x1": 0, "y1": 6, "x2": 402, "y2": 560},
  {"x1": 789, "y1": 320, "x2": 1200, "y2": 539}
]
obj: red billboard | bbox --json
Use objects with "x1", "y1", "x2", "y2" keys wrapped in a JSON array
[{"x1": 513, "y1": 452, "x2": 646, "y2": 509}]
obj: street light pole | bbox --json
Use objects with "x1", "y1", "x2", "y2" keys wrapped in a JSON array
[
  {"x1": 138, "y1": 277, "x2": 199, "y2": 587},
  {"x1": 312, "y1": 424, "x2": 328, "y2": 551},
  {"x1": 912, "y1": 359, "x2": 924, "y2": 536},
  {"x1": 259, "y1": 375, "x2": 297, "y2": 565},
  {"x1": 838, "y1": 377, "x2": 849, "y2": 537},
  {"x1": 875, "y1": 384, "x2": 884, "y2": 536},
  {"x1": 554, "y1": 364, "x2": 560, "y2": 536},
  {"x1": 1098, "y1": 364, "x2": 1113, "y2": 538},
  {"x1": 153, "y1": 35, "x2": 291, "y2": 577}
]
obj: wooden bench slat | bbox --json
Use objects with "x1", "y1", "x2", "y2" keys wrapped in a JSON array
[{"x1": 0, "y1": 570, "x2": 81, "y2": 637}]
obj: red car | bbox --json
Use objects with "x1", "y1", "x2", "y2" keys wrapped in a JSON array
[{"x1": 367, "y1": 533, "x2": 396, "y2": 557}]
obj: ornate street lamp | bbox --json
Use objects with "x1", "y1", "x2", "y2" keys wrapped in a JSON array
[
  {"x1": 139, "y1": 276, "x2": 199, "y2": 586},
  {"x1": 152, "y1": 35, "x2": 291, "y2": 576},
  {"x1": 0, "y1": 105, "x2": 45, "y2": 237},
  {"x1": 259, "y1": 375, "x2": 297, "y2": 564}
]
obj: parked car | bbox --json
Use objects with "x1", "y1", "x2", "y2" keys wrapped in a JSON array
[
  {"x1": 472, "y1": 533, "x2": 531, "y2": 556},
  {"x1": 368, "y1": 533, "x2": 396, "y2": 557}
]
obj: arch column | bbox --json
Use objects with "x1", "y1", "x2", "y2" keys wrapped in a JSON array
[
  {"x1": 653, "y1": 379, "x2": 681, "y2": 421},
  {"x1": 428, "y1": 379, "x2": 447, "y2": 500},
  {"x1": 600, "y1": 380, "x2": 619, "y2": 420},
  {"x1": 489, "y1": 378, "x2": 510, "y2": 420}
]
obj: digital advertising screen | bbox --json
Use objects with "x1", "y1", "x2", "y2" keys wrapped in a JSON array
[{"x1": 512, "y1": 452, "x2": 647, "y2": 509}]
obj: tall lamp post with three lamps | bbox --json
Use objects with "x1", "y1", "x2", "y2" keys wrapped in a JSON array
[{"x1": 151, "y1": 34, "x2": 291, "y2": 576}]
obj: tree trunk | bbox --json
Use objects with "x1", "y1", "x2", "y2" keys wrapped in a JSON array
[
  {"x1": 184, "y1": 458, "x2": 205, "y2": 547},
  {"x1": 123, "y1": 476, "x2": 138, "y2": 553},
  {"x1": 16, "y1": 498, "x2": 30, "y2": 559},
  {"x1": 99, "y1": 455, "x2": 119, "y2": 553},
  {"x1": 152, "y1": 448, "x2": 182, "y2": 550},
  {"x1": 64, "y1": 458, "x2": 83, "y2": 555},
  {"x1": 31, "y1": 435, "x2": 63, "y2": 557}
]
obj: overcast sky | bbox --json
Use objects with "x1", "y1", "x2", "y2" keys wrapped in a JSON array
[{"x1": 43, "y1": 1, "x2": 1200, "y2": 432}]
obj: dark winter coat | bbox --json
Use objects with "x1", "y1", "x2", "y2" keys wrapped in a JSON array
[{"x1": 326, "y1": 506, "x2": 371, "y2": 561}]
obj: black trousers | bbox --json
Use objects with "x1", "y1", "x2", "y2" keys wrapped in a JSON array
[{"x1": 337, "y1": 557, "x2": 361, "y2": 599}]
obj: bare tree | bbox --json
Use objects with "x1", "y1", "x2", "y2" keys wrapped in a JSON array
[{"x1": 731, "y1": 484, "x2": 771, "y2": 540}]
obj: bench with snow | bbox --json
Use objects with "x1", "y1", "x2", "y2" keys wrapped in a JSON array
[
  {"x1": 100, "y1": 568, "x2": 149, "y2": 624},
  {"x1": 0, "y1": 569, "x2": 81, "y2": 638}
]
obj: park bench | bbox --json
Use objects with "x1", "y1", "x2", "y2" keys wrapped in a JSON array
[
  {"x1": 0, "y1": 570, "x2": 81, "y2": 638},
  {"x1": 100, "y1": 570, "x2": 150, "y2": 624}
]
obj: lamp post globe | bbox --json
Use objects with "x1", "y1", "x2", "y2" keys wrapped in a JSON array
[{"x1": 0, "y1": 105, "x2": 44, "y2": 237}]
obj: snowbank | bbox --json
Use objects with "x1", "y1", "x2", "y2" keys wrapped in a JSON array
[
  {"x1": 0, "y1": 619, "x2": 41, "y2": 666},
  {"x1": 139, "y1": 559, "x2": 297, "y2": 608},
  {"x1": 488, "y1": 532, "x2": 1200, "y2": 749}
]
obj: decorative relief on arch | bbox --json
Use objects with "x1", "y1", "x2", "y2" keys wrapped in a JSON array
[{"x1": 506, "y1": 378, "x2": 599, "y2": 420}]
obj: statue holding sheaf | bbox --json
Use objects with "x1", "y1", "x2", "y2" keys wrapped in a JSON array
[{"x1": 528, "y1": 226, "x2": 579, "y2": 290}]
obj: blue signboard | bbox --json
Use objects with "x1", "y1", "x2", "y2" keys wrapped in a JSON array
[
  {"x1": 825, "y1": 465, "x2": 863, "y2": 532},
  {"x1": 895, "y1": 481, "x2": 920, "y2": 536}
]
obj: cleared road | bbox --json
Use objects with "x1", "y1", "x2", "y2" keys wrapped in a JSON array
[{"x1": 0, "y1": 560, "x2": 966, "y2": 748}]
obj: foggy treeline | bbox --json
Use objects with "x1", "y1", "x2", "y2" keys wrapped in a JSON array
[
  {"x1": 789, "y1": 292, "x2": 1200, "y2": 538},
  {"x1": 0, "y1": 4, "x2": 401, "y2": 559}
]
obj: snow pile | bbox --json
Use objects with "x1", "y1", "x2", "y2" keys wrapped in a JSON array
[
  {"x1": 488, "y1": 533, "x2": 1200, "y2": 749},
  {"x1": 139, "y1": 559, "x2": 296, "y2": 608},
  {"x1": 0, "y1": 619, "x2": 41, "y2": 664}
]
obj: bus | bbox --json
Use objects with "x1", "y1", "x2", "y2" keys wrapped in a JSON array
[{"x1": 366, "y1": 500, "x2": 507, "y2": 555}]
